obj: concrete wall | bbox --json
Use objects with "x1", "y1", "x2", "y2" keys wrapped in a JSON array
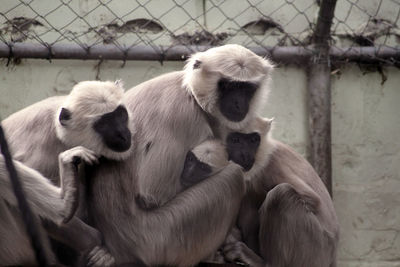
[
  {"x1": 332, "y1": 66, "x2": 400, "y2": 267},
  {"x1": 1, "y1": 0, "x2": 400, "y2": 266},
  {"x1": 2, "y1": 58, "x2": 399, "y2": 267}
]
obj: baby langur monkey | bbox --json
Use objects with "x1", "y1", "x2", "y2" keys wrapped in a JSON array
[
  {"x1": 180, "y1": 119, "x2": 273, "y2": 265},
  {"x1": 137, "y1": 139, "x2": 229, "y2": 211},
  {"x1": 220, "y1": 117, "x2": 339, "y2": 267},
  {"x1": 180, "y1": 139, "x2": 229, "y2": 190}
]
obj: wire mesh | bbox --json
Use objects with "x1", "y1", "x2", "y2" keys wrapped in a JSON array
[{"x1": 0, "y1": 0, "x2": 399, "y2": 64}]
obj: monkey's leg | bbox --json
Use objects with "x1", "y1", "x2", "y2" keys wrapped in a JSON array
[
  {"x1": 44, "y1": 217, "x2": 114, "y2": 267},
  {"x1": 259, "y1": 183, "x2": 329, "y2": 267}
]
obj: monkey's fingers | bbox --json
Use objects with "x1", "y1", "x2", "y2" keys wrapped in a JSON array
[
  {"x1": 223, "y1": 242, "x2": 264, "y2": 267},
  {"x1": 78, "y1": 148, "x2": 99, "y2": 165},
  {"x1": 87, "y1": 246, "x2": 115, "y2": 267},
  {"x1": 60, "y1": 146, "x2": 99, "y2": 165}
]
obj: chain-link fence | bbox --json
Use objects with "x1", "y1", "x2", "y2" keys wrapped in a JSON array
[
  {"x1": 0, "y1": 0, "x2": 399, "y2": 65},
  {"x1": 1, "y1": 0, "x2": 400, "y2": 194}
]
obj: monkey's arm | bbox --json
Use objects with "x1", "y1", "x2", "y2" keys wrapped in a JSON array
[
  {"x1": 0, "y1": 146, "x2": 98, "y2": 224},
  {"x1": 137, "y1": 162, "x2": 245, "y2": 266},
  {"x1": 58, "y1": 146, "x2": 98, "y2": 222},
  {"x1": 0, "y1": 155, "x2": 68, "y2": 223}
]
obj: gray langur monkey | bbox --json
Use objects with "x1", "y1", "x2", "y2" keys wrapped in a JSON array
[
  {"x1": 220, "y1": 117, "x2": 340, "y2": 267},
  {"x1": 1, "y1": 80, "x2": 132, "y2": 266},
  {"x1": 180, "y1": 139, "x2": 228, "y2": 190},
  {"x1": 86, "y1": 44, "x2": 273, "y2": 266},
  {"x1": 0, "y1": 146, "x2": 98, "y2": 265},
  {"x1": 138, "y1": 139, "x2": 230, "y2": 209}
]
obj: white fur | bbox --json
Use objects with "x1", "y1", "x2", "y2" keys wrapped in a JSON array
[
  {"x1": 192, "y1": 139, "x2": 229, "y2": 170},
  {"x1": 243, "y1": 117, "x2": 276, "y2": 182},
  {"x1": 55, "y1": 80, "x2": 134, "y2": 160},
  {"x1": 219, "y1": 116, "x2": 276, "y2": 182},
  {"x1": 183, "y1": 44, "x2": 274, "y2": 131}
]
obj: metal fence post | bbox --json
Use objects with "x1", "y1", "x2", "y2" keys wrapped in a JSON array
[{"x1": 307, "y1": 0, "x2": 337, "y2": 196}]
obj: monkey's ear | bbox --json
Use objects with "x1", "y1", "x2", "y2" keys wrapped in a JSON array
[
  {"x1": 193, "y1": 60, "x2": 202, "y2": 69},
  {"x1": 265, "y1": 117, "x2": 274, "y2": 132},
  {"x1": 257, "y1": 116, "x2": 274, "y2": 134},
  {"x1": 59, "y1": 108, "x2": 72, "y2": 126},
  {"x1": 115, "y1": 79, "x2": 124, "y2": 89},
  {"x1": 262, "y1": 59, "x2": 274, "y2": 75}
]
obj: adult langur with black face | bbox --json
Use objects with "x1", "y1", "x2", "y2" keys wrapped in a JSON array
[
  {"x1": 0, "y1": 80, "x2": 132, "y2": 266},
  {"x1": 86, "y1": 44, "x2": 274, "y2": 266},
  {"x1": 219, "y1": 117, "x2": 339, "y2": 267}
]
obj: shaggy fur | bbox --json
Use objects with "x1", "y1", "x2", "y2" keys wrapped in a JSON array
[
  {"x1": 0, "y1": 80, "x2": 127, "y2": 266},
  {"x1": 183, "y1": 44, "x2": 274, "y2": 131},
  {"x1": 86, "y1": 45, "x2": 273, "y2": 266},
  {"x1": 55, "y1": 80, "x2": 133, "y2": 161},
  {"x1": 221, "y1": 117, "x2": 340, "y2": 267},
  {"x1": 191, "y1": 139, "x2": 229, "y2": 171}
]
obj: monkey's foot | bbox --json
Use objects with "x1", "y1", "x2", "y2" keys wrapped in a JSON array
[
  {"x1": 87, "y1": 246, "x2": 115, "y2": 267},
  {"x1": 202, "y1": 249, "x2": 226, "y2": 264},
  {"x1": 223, "y1": 241, "x2": 265, "y2": 267}
]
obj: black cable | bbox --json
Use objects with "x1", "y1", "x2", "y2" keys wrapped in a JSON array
[{"x1": 0, "y1": 123, "x2": 50, "y2": 266}]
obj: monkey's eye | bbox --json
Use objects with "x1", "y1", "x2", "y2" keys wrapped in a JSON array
[
  {"x1": 193, "y1": 60, "x2": 202, "y2": 69},
  {"x1": 231, "y1": 137, "x2": 240, "y2": 144},
  {"x1": 200, "y1": 163, "x2": 209, "y2": 170},
  {"x1": 187, "y1": 153, "x2": 194, "y2": 162},
  {"x1": 251, "y1": 135, "x2": 260, "y2": 143}
]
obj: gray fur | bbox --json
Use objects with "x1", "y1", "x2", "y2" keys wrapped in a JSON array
[
  {"x1": 222, "y1": 118, "x2": 339, "y2": 267},
  {"x1": 0, "y1": 146, "x2": 97, "y2": 265},
  {"x1": 87, "y1": 71, "x2": 247, "y2": 265},
  {"x1": 83, "y1": 46, "x2": 272, "y2": 265},
  {"x1": 0, "y1": 80, "x2": 125, "y2": 265}
]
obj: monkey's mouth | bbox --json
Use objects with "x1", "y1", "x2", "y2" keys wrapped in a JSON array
[
  {"x1": 230, "y1": 157, "x2": 254, "y2": 172},
  {"x1": 242, "y1": 162, "x2": 254, "y2": 172}
]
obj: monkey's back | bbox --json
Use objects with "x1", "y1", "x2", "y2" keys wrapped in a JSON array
[
  {"x1": 2, "y1": 96, "x2": 68, "y2": 183},
  {"x1": 256, "y1": 140, "x2": 339, "y2": 239},
  {"x1": 124, "y1": 71, "x2": 213, "y2": 206}
]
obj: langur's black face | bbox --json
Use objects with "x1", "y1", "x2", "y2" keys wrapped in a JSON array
[
  {"x1": 226, "y1": 132, "x2": 260, "y2": 171},
  {"x1": 218, "y1": 78, "x2": 258, "y2": 122},
  {"x1": 93, "y1": 105, "x2": 131, "y2": 152},
  {"x1": 180, "y1": 151, "x2": 213, "y2": 189}
]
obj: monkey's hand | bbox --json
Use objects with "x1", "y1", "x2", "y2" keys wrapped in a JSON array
[
  {"x1": 223, "y1": 241, "x2": 265, "y2": 267},
  {"x1": 59, "y1": 146, "x2": 99, "y2": 166},
  {"x1": 87, "y1": 245, "x2": 116, "y2": 267},
  {"x1": 59, "y1": 146, "x2": 99, "y2": 223}
]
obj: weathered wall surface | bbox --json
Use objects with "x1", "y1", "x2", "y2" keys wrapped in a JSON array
[
  {"x1": 332, "y1": 66, "x2": 400, "y2": 267},
  {"x1": 2, "y1": 59, "x2": 399, "y2": 267}
]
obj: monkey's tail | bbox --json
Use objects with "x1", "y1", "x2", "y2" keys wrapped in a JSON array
[{"x1": 0, "y1": 123, "x2": 51, "y2": 266}]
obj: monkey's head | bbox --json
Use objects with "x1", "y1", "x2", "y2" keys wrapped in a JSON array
[
  {"x1": 225, "y1": 117, "x2": 273, "y2": 175},
  {"x1": 180, "y1": 139, "x2": 228, "y2": 189},
  {"x1": 183, "y1": 44, "x2": 274, "y2": 130},
  {"x1": 55, "y1": 80, "x2": 133, "y2": 160}
]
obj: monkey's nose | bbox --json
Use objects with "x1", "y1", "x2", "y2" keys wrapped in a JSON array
[
  {"x1": 117, "y1": 133, "x2": 127, "y2": 142},
  {"x1": 234, "y1": 101, "x2": 240, "y2": 111}
]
